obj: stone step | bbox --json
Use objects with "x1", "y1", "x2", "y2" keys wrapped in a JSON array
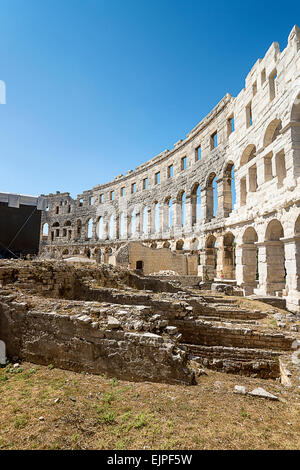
[
  {"x1": 184, "y1": 343, "x2": 281, "y2": 379},
  {"x1": 196, "y1": 315, "x2": 258, "y2": 325}
]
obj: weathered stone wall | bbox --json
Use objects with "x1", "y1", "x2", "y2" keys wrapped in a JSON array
[
  {"x1": 40, "y1": 26, "x2": 300, "y2": 311},
  {"x1": 115, "y1": 242, "x2": 198, "y2": 275},
  {"x1": 0, "y1": 299, "x2": 195, "y2": 385},
  {"x1": 0, "y1": 260, "x2": 298, "y2": 381},
  {"x1": 174, "y1": 319, "x2": 293, "y2": 351}
]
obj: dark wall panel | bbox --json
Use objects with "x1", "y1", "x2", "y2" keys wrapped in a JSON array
[{"x1": 0, "y1": 202, "x2": 41, "y2": 258}]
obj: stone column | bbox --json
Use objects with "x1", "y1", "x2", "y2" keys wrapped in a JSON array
[
  {"x1": 185, "y1": 195, "x2": 193, "y2": 231},
  {"x1": 162, "y1": 202, "x2": 169, "y2": 232},
  {"x1": 283, "y1": 236, "x2": 300, "y2": 312},
  {"x1": 114, "y1": 215, "x2": 119, "y2": 240},
  {"x1": 135, "y1": 210, "x2": 141, "y2": 237},
  {"x1": 216, "y1": 177, "x2": 225, "y2": 218},
  {"x1": 147, "y1": 207, "x2": 152, "y2": 236},
  {"x1": 104, "y1": 220, "x2": 109, "y2": 240},
  {"x1": 173, "y1": 201, "x2": 181, "y2": 229},
  {"x1": 236, "y1": 243, "x2": 258, "y2": 295},
  {"x1": 198, "y1": 248, "x2": 215, "y2": 280},
  {"x1": 123, "y1": 214, "x2": 129, "y2": 239},
  {"x1": 254, "y1": 241, "x2": 285, "y2": 296},
  {"x1": 216, "y1": 235, "x2": 224, "y2": 279},
  {"x1": 158, "y1": 203, "x2": 163, "y2": 236},
  {"x1": 127, "y1": 213, "x2": 132, "y2": 238}
]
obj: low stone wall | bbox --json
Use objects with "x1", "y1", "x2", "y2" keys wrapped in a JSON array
[
  {"x1": 0, "y1": 261, "x2": 181, "y2": 298},
  {"x1": 174, "y1": 319, "x2": 294, "y2": 351},
  {"x1": 0, "y1": 300, "x2": 195, "y2": 385},
  {"x1": 186, "y1": 344, "x2": 280, "y2": 378}
]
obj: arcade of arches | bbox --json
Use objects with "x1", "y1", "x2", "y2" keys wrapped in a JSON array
[{"x1": 40, "y1": 27, "x2": 300, "y2": 312}]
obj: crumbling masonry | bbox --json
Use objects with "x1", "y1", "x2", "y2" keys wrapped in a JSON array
[{"x1": 40, "y1": 26, "x2": 300, "y2": 312}]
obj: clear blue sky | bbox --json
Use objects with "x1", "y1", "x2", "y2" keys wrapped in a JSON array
[{"x1": 0, "y1": 0, "x2": 299, "y2": 198}]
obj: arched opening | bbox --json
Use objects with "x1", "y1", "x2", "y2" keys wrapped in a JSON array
[
  {"x1": 42, "y1": 223, "x2": 49, "y2": 239},
  {"x1": 119, "y1": 212, "x2": 125, "y2": 238},
  {"x1": 240, "y1": 144, "x2": 256, "y2": 167},
  {"x1": 191, "y1": 183, "x2": 201, "y2": 225},
  {"x1": 142, "y1": 207, "x2": 148, "y2": 234},
  {"x1": 206, "y1": 173, "x2": 218, "y2": 220},
  {"x1": 150, "y1": 241, "x2": 157, "y2": 249},
  {"x1": 87, "y1": 218, "x2": 93, "y2": 239},
  {"x1": 97, "y1": 217, "x2": 104, "y2": 239},
  {"x1": 264, "y1": 219, "x2": 285, "y2": 295},
  {"x1": 222, "y1": 232, "x2": 236, "y2": 279},
  {"x1": 263, "y1": 119, "x2": 282, "y2": 148},
  {"x1": 241, "y1": 227, "x2": 258, "y2": 294},
  {"x1": 163, "y1": 241, "x2": 170, "y2": 249},
  {"x1": 109, "y1": 214, "x2": 115, "y2": 239},
  {"x1": 223, "y1": 162, "x2": 235, "y2": 216}
]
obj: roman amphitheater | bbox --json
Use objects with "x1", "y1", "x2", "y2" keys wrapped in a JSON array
[
  {"x1": 40, "y1": 26, "x2": 300, "y2": 313},
  {"x1": 1, "y1": 26, "x2": 300, "y2": 393}
]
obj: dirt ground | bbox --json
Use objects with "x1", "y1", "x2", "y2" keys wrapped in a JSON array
[{"x1": 0, "y1": 361, "x2": 299, "y2": 450}]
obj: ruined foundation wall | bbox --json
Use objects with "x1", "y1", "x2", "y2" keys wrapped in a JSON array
[{"x1": 0, "y1": 300, "x2": 194, "y2": 385}]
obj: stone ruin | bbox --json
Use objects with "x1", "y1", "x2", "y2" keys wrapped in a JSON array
[
  {"x1": 1, "y1": 27, "x2": 300, "y2": 388},
  {"x1": 0, "y1": 259, "x2": 299, "y2": 386}
]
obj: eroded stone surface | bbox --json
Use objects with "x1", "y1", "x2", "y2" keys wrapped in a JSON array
[{"x1": 0, "y1": 260, "x2": 299, "y2": 384}]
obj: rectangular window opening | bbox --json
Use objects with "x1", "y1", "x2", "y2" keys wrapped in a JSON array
[
  {"x1": 195, "y1": 146, "x2": 201, "y2": 161},
  {"x1": 181, "y1": 156, "x2": 187, "y2": 171},
  {"x1": 210, "y1": 131, "x2": 218, "y2": 150},
  {"x1": 246, "y1": 103, "x2": 253, "y2": 128}
]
